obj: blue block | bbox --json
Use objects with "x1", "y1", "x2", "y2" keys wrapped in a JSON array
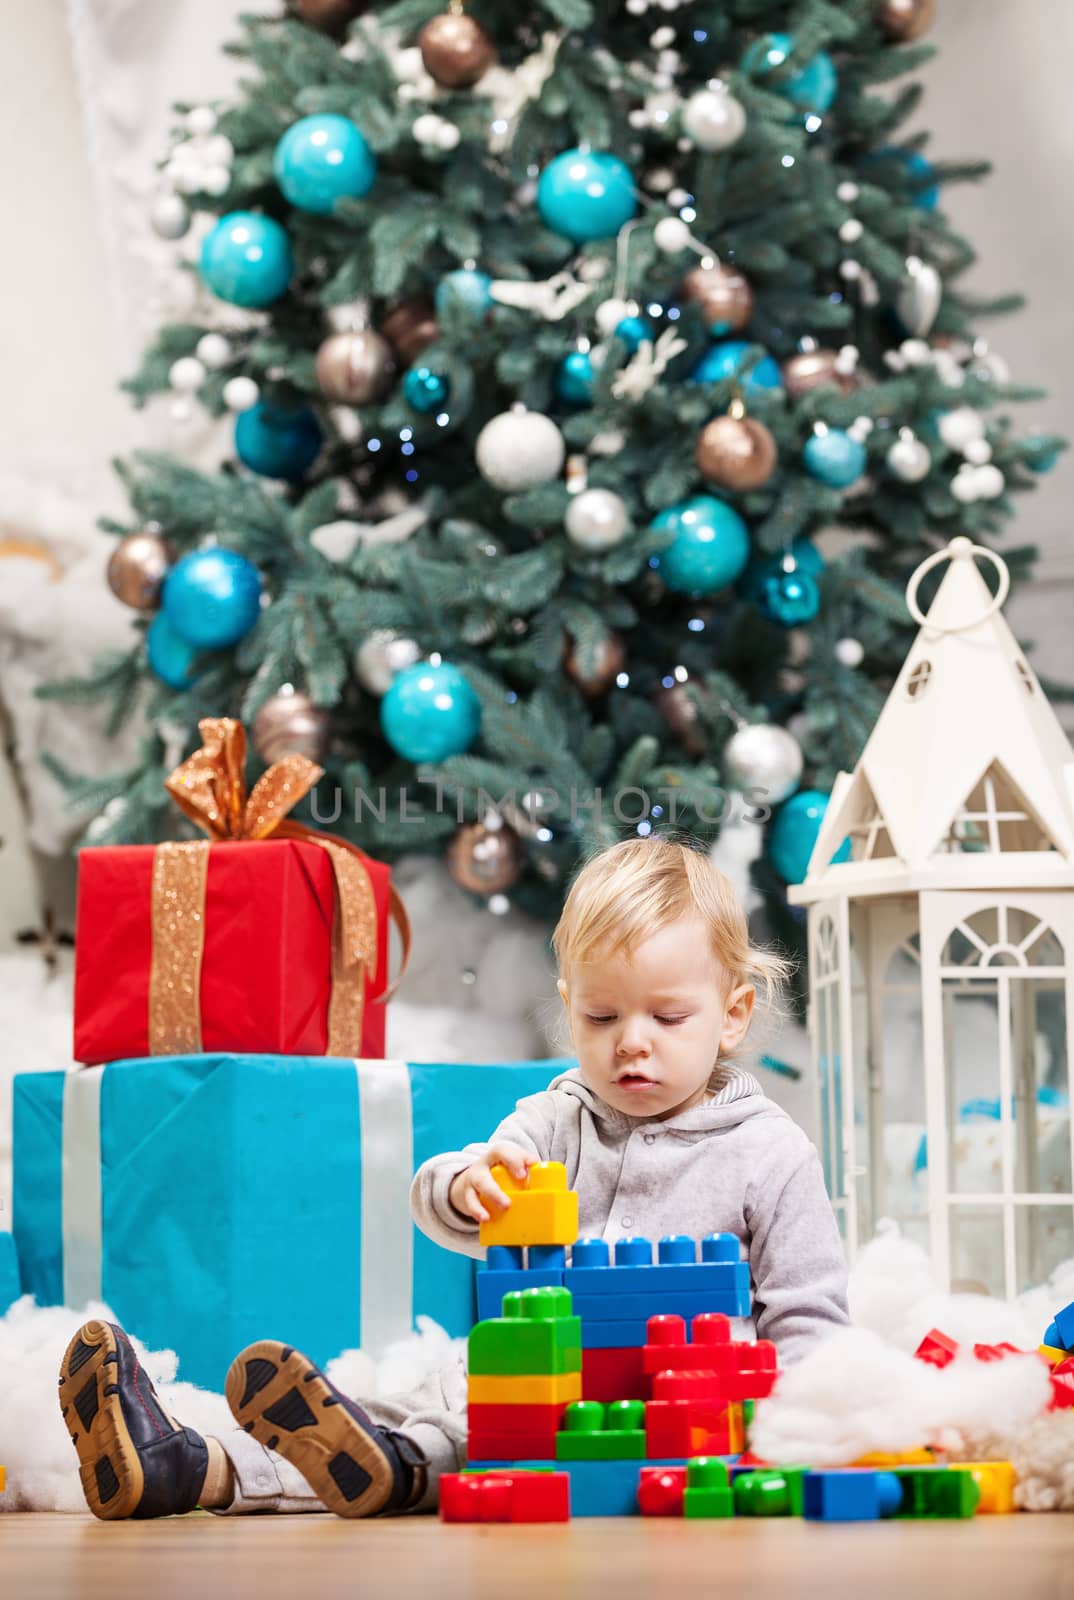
[
  {"x1": 802, "y1": 1470, "x2": 902, "y2": 1522},
  {"x1": 581, "y1": 1319, "x2": 652, "y2": 1349},
  {"x1": 1053, "y1": 1300, "x2": 1074, "y2": 1350},
  {"x1": 567, "y1": 1261, "x2": 747, "y2": 1297},
  {"x1": 476, "y1": 1267, "x2": 565, "y2": 1322},
  {"x1": 573, "y1": 1271, "x2": 749, "y2": 1323},
  {"x1": 1043, "y1": 1319, "x2": 1068, "y2": 1352},
  {"x1": 467, "y1": 1458, "x2": 689, "y2": 1517},
  {"x1": 0, "y1": 1232, "x2": 21, "y2": 1315},
  {"x1": 529, "y1": 1245, "x2": 567, "y2": 1270}
]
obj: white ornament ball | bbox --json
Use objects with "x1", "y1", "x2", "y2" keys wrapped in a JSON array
[
  {"x1": 645, "y1": 167, "x2": 676, "y2": 193},
  {"x1": 223, "y1": 375, "x2": 260, "y2": 413},
  {"x1": 667, "y1": 187, "x2": 690, "y2": 209},
  {"x1": 475, "y1": 408, "x2": 566, "y2": 492},
  {"x1": 650, "y1": 26, "x2": 676, "y2": 46},
  {"x1": 839, "y1": 218, "x2": 863, "y2": 244},
  {"x1": 963, "y1": 437, "x2": 993, "y2": 466},
  {"x1": 150, "y1": 192, "x2": 191, "y2": 239},
  {"x1": 974, "y1": 463, "x2": 1006, "y2": 500},
  {"x1": 722, "y1": 723, "x2": 803, "y2": 806},
  {"x1": 169, "y1": 356, "x2": 206, "y2": 393},
  {"x1": 565, "y1": 488, "x2": 629, "y2": 552},
  {"x1": 837, "y1": 182, "x2": 859, "y2": 203},
  {"x1": 834, "y1": 637, "x2": 865, "y2": 669},
  {"x1": 653, "y1": 216, "x2": 692, "y2": 254},
  {"x1": 595, "y1": 298, "x2": 635, "y2": 337},
  {"x1": 175, "y1": 161, "x2": 208, "y2": 196},
  {"x1": 203, "y1": 165, "x2": 232, "y2": 197},
  {"x1": 839, "y1": 259, "x2": 862, "y2": 282},
  {"x1": 626, "y1": 0, "x2": 647, "y2": 13},
  {"x1": 412, "y1": 113, "x2": 442, "y2": 145},
  {"x1": 196, "y1": 332, "x2": 232, "y2": 369},
  {"x1": 681, "y1": 87, "x2": 746, "y2": 152},
  {"x1": 435, "y1": 121, "x2": 461, "y2": 151},
  {"x1": 951, "y1": 466, "x2": 980, "y2": 504},
  {"x1": 887, "y1": 433, "x2": 931, "y2": 483},
  {"x1": 355, "y1": 630, "x2": 423, "y2": 696},
  {"x1": 938, "y1": 406, "x2": 985, "y2": 452},
  {"x1": 170, "y1": 399, "x2": 194, "y2": 425},
  {"x1": 202, "y1": 135, "x2": 234, "y2": 167},
  {"x1": 899, "y1": 339, "x2": 932, "y2": 367},
  {"x1": 589, "y1": 428, "x2": 627, "y2": 457},
  {"x1": 186, "y1": 106, "x2": 217, "y2": 137}
]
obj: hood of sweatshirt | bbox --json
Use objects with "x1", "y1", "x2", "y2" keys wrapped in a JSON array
[{"x1": 545, "y1": 1062, "x2": 790, "y2": 1135}]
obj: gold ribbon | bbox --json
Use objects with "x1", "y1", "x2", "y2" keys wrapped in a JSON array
[{"x1": 148, "y1": 716, "x2": 409, "y2": 1057}]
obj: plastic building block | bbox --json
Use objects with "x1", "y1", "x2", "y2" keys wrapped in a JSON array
[
  {"x1": 581, "y1": 1346, "x2": 649, "y2": 1403},
  {"x1": 951, "y1": 1461, "x2": 1017, "y2": 1514},
  {"x1": 641, "y1": 1316, "x2": 778, "y2": 1398},
  {"x1": 479, "y1": 1162, "x2": 579, "y2": 1249},
  {"x1": 733, "y1": 1468, "x2": 804, "y2": 1517},
  {"x1": 556, "y1": 1400, "x2": 646, "y2": 1460},
  {"x1": 1043, "y1": 1319, "x2": 1068, "y2": 1352},
  {"x1": 469, "y1": 1372, "x2": 582, "y2": 1405},
  {"x1": 1053, "y1": 1299, "x2": 1074, "y2": 1350},
  {"x1": 683, "y1": 1457, "x2": 734, "y2": 1519},
  {"x1": 0, "y1": 1466, "x2": 5, "y2": 1494},
  {"x1": 440, "y1": 1470, "x2": 570, "y2": 1523},
  {"x1": 565, "y1": 1233, "x2": 742, "y2": 1296},
  {"x1": 1048, "y1": 1360, "x2": 1074, "y2": 1409},
  {"x1": 468, "y1": 1458, "x2": 691, "y2": 1517},
  {"x1": 1040, "y1": 1345, "x2": 1067, "y2": 1366},
  {"x1": 891, "y1": 1466, "x2": 980, "y2": 1518},
  {"x1": 583, "y1": 1320, "x2": 656, "y2": 1350},
  {"x1": 469, "y1": 1286, "x2": 581, "y2": 1376},
  {"x1": 467, "y1": 1401, "x2": 567, "y2": 1459},
  {"x1": 802, "y1": 1470, "x2": 902, "y2": 1522},
  {"x1": 853, "y1": 1449, "x2": 935, "y2": 1468},
  {"x1": 972, "y1": 1341, "x2": 1024, "y2": 1362},
  {"x1": 645, "y1": 1394, "x2": 744, "y2": 1459},
  {"x1": 913, "y1": 1328, "x2": 960, "y2": 1369},
  {"x1": 638, "y1": 1466, "x2": 687, "y2": 1517},
  {"x1": 476, "y1": 1267, "x2": 564, "y2": 1323},
  {"x1": 573, "y1": 1268, "x2": 749, "y2": 1321}
]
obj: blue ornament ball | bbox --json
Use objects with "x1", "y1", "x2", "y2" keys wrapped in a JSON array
[
  {"x1": 435, "y1": 269, "x2": 493, "y2": 318},
  {"x1": 867, "y1": 146, "x2": 940, "y2": 211},
  {"x1": 162, "y1": 548, "x2": 263, "y2": 651},
  {"x1": 1024, "y1": 433, "x2": 1060, "y2": 474},
  {"x1": 759, "y1": 566, "x2": 820, "y2": 627},
  {"x1": 612, "y1": 315, "x2": 652, "y2": 353},
  {"x1": 235, "y1": 401, "x2": 322, "y2": 481},
  {"x1": 692, "y1": 340, "x2": 784, "y2": 399},
  {"x1": 380, "y1": 661, "x2": 482, "y2": 764},
  {"x1": 147, "y1": 613, "x2": 203, "y2": 691},
  {"x1": 768, "y1": 788, "x2": 851, "y2": 885},
  {"x1": 557, "y1": 349, "x2": 596, "y2": 406},
  {"x1": 740, "y1": 538, "x2": 823, "y2": 603},
  {"x1": 654, "y1": 495, "x2": 750, "y2": 596},
  {"x1": 537, "y1": 148, "x2": 637, "y2": 243},
  {"x1": 742, "y1": 32, "x2": 838, "y2": 114},
  {"x1": 403, "y1": 366, "x2": 451, "y2": 413},
  {"x1": 200, "y1": 212, "x2": 293, "y2": 308},
  {"x1": 803, "y1": 428, "x2": 867, "y2": 488},
  {"x1": 273, "y1": 114, "x2": 376, "y2": 215}
]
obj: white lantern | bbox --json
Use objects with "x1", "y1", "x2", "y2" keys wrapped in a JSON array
[{"x1": 790, "y1": 537, "x2": 1074, "y2": 1298}]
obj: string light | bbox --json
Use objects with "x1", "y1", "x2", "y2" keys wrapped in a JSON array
[
  {"x1": 673, "y1": 664, "x2": 689, "y2": 683},
  {"x1": 636, "y1": 820, "x2": 653, "y2": 836},
  {"x1": 367, "y1": 438, "x2": 381, "y2": 452},
  {"x1": 615, "y1": 671, "x2": 630, "y2": 687},
  {"x1": 687, "y1": 617, "x2": 705, "y2": 632},
  {"x1": 400, "y1": 427, "x2": 413, "y2": 441},
  {"x1": 661, "y1": 673, "x2": 675, "y2": 688},
  {"x1": 436, "y1": 412, "x2": 450, "y2": 426},
  {"x1": 536, "y1": 827, "x2": 553, "y2": 842},
  {"x1": 781, "y1": 154, "x2": 795, "y2": 168},
  {"x1": 405, "y1": 468, "x2": 419, "y2": 481},
  {"x1": 805, "y1": 114, "x2": 823, "y2": 133}
]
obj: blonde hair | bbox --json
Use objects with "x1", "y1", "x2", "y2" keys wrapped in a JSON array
[{"x1": 552, "y1": 836, "x2": 793, "y2": 1011}]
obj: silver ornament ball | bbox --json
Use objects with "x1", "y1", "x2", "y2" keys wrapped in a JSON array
[
  {"x1": 223, "y1": 376, "x2": 260, "y2": 413},
  {"x1": 475, "y1": 408, "x2": 565, "y2": 492},
  {"x1": 565, "y1": 489, "x2": 629, "y2": 552},
  {"x1": 886, "y1": 433, "x2": 931, "y2": 483},
  {"x1": 355, "y1": 629, "x2": 422, "y2": 696},
  {"x1": 722, "y1": 723, "x2": 803, "y2": 806},
  {"x1": 681, "y1": 86, "x2": 746, "y2": 151},
  {"x1": 196, "y1": 332, "x2": 232, "y2": 369},
  {"x1": 150, "y1": 193, "x2": 191, "y2": 239},
  {"x1": 834, "y1": 637, "x2": 865, "y2": 669}
]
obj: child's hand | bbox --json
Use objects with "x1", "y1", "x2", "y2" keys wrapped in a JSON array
[{"x1": 448, "y1": 1142, "x2": 534, "y2": 1224}]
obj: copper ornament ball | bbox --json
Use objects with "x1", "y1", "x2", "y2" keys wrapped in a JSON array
[
  {"x1": 876, "y1": 0, "x2": 934, "y2": 42},
  {"x1": 418, "y1": 12, "x2": 496, "y2": 88},
  {"x1": 654, "y1": 685, "x2": 707, "y2": 758},
  {"x1": 315, "y1": 329, "x2": 396, "y2": 405},
  {"x1": 446, "y1": 820, "x2": 525, "y2": 895},
  {"x1": 252, "y1": 690, "x2": 333, "y2": 765},
  {"x1": 293, "y1": 0, "x2": 366, "y2": 33},
  {"x1": 781, "y1": 348, "x2": 856, "y2": 399},
  {"x1": 380, "y1": 298, "x2": 440, "y2": 364},
  {"x1": 563, "y1": 632, "x2": 626, "y2": 698},
  {"x1": 695, "y1": 414, "x2": 777, "y2": 491},
  {"x1": 681, "y1": 262, "x2": 754, "y2": 335},
  {"x1": 106, "y1": 531, "x2": 173, "y2": 610}
]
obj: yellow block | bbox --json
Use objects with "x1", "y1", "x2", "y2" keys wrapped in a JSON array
[
  {"x1": 468, "y1": 1371, "x2": 582, "y2": 1406},
  {"x1": 478, "y1": 1161, "x2": 579, "y2": 1249},
  {"x1": 952, "y1": 1461, "x2": 1018, "y2": 1514},
  {"x1": 853, "y1": 1448, "x2": 935, "y2": 1468},
  {"x1": 1040, "y1": 1344, "x2": 1067, "y2": 1366},
  {"x1": 0, "y1": 1466, "x2": 5, "y2": 1493}
]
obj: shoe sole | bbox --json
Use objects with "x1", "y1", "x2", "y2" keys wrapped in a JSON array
[
  {"x1": 59, "y1": 1319, "x2": 145, "y2": 1521},
  {"x1": 225, "y1": 1341, "x2": 397, "y2": 1518}
]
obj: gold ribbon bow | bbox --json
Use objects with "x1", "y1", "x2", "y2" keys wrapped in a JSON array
[{"x1": 148, "y1": 716, "x2": 409, "y2": 1057}]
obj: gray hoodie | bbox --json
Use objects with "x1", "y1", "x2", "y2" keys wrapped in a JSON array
[{"x1": 410, "y1": 1064, "x2": 850, "y2": 1365}]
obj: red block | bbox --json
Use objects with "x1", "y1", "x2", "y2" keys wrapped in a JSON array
[
  {"x1": 74, "y1": 839, "x2": 393, "y2": 1063},
  {"x1": 467, "y1": 1401, "x2": 566, "y2": 1459},
  {"x1": 1049, "y1": 1364, "x2": 1074, "y2": 1410},
  {"x1": 973, "y1": 1342, "x2": 1024, "y2": 1363},
  {"x1": 638, "y1": 1467, "x2": 687, "y2": 1518},
  {"x1": 440, "y1": 1471, "x2": 570, "y2": 1523},
  {"x1": 914, "y1": 1328, "x2": 960, "y2": 1369},
  {"x1": 581, "y1": 1345, "x2": 650, "y2": 1403},
  {"x1": 645, "y1": 1398, "x2": 742, "y2": 1458}
]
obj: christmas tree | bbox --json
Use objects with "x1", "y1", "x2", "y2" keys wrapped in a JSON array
[{"x1": 42, "y1": 0, "x2": 1064, "y2": 966}]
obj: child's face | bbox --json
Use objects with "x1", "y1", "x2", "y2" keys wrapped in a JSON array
[{"x1": 557, "y1": 917, "x2": 755, "y2": 1121}]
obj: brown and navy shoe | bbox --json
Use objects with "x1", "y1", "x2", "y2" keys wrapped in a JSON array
[
  {"x1": 225, "y1": 1340, "x2": 427, "y2": 1518},
  {"x1": 59, "y1": 1319, "x2": 209, "y2": 1520}
]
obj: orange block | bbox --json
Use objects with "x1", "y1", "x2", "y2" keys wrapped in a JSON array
[
  {"x1": 953, "y1": 1461, "x2": 1017, "y2": 1514},
  {"x1": 479, "y1": 1161, "x2": 579, "y2": 1249},
  {"x1": 468, "y1": 1371, "x2": 582, "y2": 1405}
]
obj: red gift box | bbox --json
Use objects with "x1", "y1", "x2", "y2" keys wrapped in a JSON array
[
  {"x1": 74, "y1": 837, "x2": 392, "y2": 1064},
  {"x1": 73, "y1": 716, "x2": 407, "y2": 1065}
]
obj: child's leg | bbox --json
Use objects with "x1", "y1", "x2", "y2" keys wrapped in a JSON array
[{"x1": 345, "y1": 1352, "x2": 469, "y2": 1511}]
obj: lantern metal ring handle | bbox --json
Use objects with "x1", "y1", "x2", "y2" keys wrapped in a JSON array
[{"x1": 906, "y1": 536, "x2": 1010, "y2": 632}]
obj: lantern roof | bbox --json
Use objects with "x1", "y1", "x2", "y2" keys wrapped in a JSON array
[{"x1": 790, "y1": 537, "x2": 1074, "y2": 903}]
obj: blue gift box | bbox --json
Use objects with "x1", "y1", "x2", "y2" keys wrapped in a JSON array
[
  {"x1": 0, "y1": 1231, "x2": 19, "y2": 1315},
  {"x1": 12, "y1": 1055, "x2": 565, "y2": 1389}
]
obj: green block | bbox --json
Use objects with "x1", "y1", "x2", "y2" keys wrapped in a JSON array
[
  {"x1": 555, "y1": 1431, "x2": 646, "y2": 1461},
  {"x1": 733, "y1": 1468, "x2": 805, "y2": 1517},
  {"x1": 893, "y1": 1467, "x2": 979, "y2": 1519},
  {"x1": 468, "y1": 1314, "x2": 582, "y2": 1376},
  {"x1": 684, "y1": 1487, "x2": 734, "y2": 1519}
]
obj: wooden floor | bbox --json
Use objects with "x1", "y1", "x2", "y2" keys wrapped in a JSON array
[{"x1": 3, "y1": 1512, "x2": 1073, "y2": 1599}]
